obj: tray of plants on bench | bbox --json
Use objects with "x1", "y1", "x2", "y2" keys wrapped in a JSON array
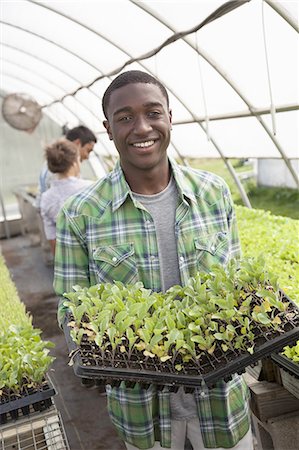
[
  {"x1": 62, "y1": 257, "x2": 299, "y2": 390},
  {"x1": 271, "y1": 348, "x2": 299, "y2": 379},
  {"x1": 0, "y1": 376, "x2": 56, "y2": 424},
  {"x1": 0, "y1": 323, "x2": 55, "y2": 425},
  {"x1": 0, "y1": 254, "x2": 56, "y2": 424}
]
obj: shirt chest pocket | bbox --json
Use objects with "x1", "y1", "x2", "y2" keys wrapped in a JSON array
[
  {"x1": 92, "y1": 243, "x2": 139, "y2": 285},
  {"x1": 194, "y1": 231, "x2": 229, "y2": 265}
]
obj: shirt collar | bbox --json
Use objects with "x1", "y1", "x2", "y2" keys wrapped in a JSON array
[
  {"x1": 110, "y1": 160, "x2": 131, "y2": 212},
  {"x1": 110, "y1": 157, "x2": 197, "y2": 212},
  {"x1": 169, "y1": 157, "x2": 197, "y2": 204},
  {"x1": 51, "y1": 176, "x2": 78, "y2": 185}
]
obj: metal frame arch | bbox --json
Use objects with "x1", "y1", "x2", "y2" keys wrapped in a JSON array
[
  {"x1": 41, "y1": 103, "x2": 110, "y2": 173},
  {"x1": 24, "y1": 0, "x2": 251, "y2": 203},
  {"x1": 172, "y1": 103, "x2": 299, "y2": 124},
  {"x1": 22, "y1": 1, "x2": 190, "y2": 166},
  {"x1": 1, "y1": 41, "x2": 124, "y2": 170},
  {"x1": 5, "y1": 98, "x2": 64, "y2": 127},
  {"x1": 0, "y1": 26, "x2": 256, "y2": 205},
  {"x1": 0, "y1": 44, "x2": 109, "y2": 134},
  {"x1": 0, "y1": 21, "x2": 106, "y2": 85},
  {"x1": 1, "y1": 57, "x2": 67, "y2": 97},
  {"x1": 2, "y1": 72, "x2": 56, "y2": 103},
  {"x1": 48, "y1": 100, "x2": 96, "y2": 133},
  {"x1": 1, "y1": 76, "x2": 71, "y2": 138},
  {"x1": 1, "y1": 82, "x2": 108, "y2": 205},
  {"x1": 92, "y1": 135, "x2": 117, "y2": 171},
  {"x1": 1, "y1": 57, "x2": 104, "y2": 131},
  {"x1": 2, "y1": 72, "x2": 98, "y2": 130},
  {"x1": 264, "y1": 0, "x2": 299, "y2": 32},
  {"x1": 0, "y1": 42, "x2": 102, "y2": 106},
  {"x1": 1, "y1": 5, "x2": 298, "y2": 197},
  {"x1": 130, "y1": 0, "x2": 299, "y2": 188},
  {"x1": 40, "y1": 102, "x2": 82, "y2": 128},
  {"x1": 0, "y1": 21, "x2": 112, "y2": 127}
]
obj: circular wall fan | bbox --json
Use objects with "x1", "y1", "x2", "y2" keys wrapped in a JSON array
[{"x1": 1, "y1": 93, "x2": 42, "y2": 131}]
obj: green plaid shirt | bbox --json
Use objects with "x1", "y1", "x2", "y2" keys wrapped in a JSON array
[{"x1": 54, "y1": 158, "x2": 250, "y2": 449}]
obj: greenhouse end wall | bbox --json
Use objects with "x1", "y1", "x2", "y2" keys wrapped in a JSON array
[{"x1": 257, "y1": 159, "x2": 299, "y2": 189}]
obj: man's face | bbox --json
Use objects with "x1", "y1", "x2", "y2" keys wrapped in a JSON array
[
  {"x1": 79, "y1": 141, "x2": 95, "y2": 161},
  {"x1": 103, "y1": 83, "x2": 172, "y2": 175}
]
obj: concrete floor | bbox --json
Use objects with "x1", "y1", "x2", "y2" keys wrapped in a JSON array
[{"x1": 0, "y1": 234, "x2": 125, "y2": 450}]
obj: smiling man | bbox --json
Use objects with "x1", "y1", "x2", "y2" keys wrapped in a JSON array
[
  {"x1": 54, "y1": 70, "x2": 252, "y2": 450},
  {"x1": 103, "y1": 80, "x2": 172, "y2": 192}
]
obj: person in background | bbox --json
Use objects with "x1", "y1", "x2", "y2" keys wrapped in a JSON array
[
  {"x1": 36, "y1": 125, "x2": 97, "y2": 208},
  {"x1": 40, "y1": 138, "x2": 93, "y2": 255},
  {"x1": 54, "y1": 70, "x2": 252, "y2": 450}
]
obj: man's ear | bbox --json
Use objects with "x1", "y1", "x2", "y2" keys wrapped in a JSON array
[
  {"x1": 103, "y1": 120, "x2": 113, "y2": 141},
  {"x1": 72, "y1": 138, "x2": 82, "y2": 148},
  {"x1": 169, "y1": 109, "x2": 172, "y2": 130}
]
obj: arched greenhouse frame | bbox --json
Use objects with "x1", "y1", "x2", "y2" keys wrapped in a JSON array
[{"x1": 0, "y1": 1, "x2": 298, "y2": 449}]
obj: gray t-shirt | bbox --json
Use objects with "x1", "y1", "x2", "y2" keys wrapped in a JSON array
[
  {"x1": 133, "y1": 176, "x2": 181, "y2": 292},
  {"x1": 40, "y1": 176, "x2": 93, "y2": 240},
  {"x1": 133, "y1": 176, "x2": 198, "y2": 420}
]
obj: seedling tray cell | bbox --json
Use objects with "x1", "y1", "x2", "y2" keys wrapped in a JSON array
[
  {"x1": 0, "y1": 378, "x2": 56, "y2": 424},
  {"x1": 63, "y1": 299, "x2": 299, "y2": 389}
]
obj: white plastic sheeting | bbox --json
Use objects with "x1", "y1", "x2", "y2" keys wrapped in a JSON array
[{"x1": 1, "y1": 0, "x2": 298, "y2": 168}]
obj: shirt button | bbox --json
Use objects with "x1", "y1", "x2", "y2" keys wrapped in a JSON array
[
  {"x1": 150, "y1": 255, "x2": 155, "y2": 261},
  {"x1": 180, "y1": 256, "x2": 184, "y2": 262},
  {"x1": 112, "y1": 257, "x2": 117, "y2": 262},
  {"x1": 200, "y1": 391, "x2": 206, "y2": 398},
  {"x1": 211, "y1": 245, "x2": 216, "y2": 252}
]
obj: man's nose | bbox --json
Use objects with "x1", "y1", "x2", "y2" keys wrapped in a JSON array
[{"x1": 134, "y1": 115, "x2": 152, "y2": 134}]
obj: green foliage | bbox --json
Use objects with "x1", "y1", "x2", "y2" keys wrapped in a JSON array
[
  {"x1": 236, "y1": 206, "x2": 299, "y2": 304},
  {"x1": 189, "y1": 161, "x2": 299, "y2": 363},
  {"x1": 0, "y1": 256, "x2": 31, "y2": 330},
  {"x1": 188, "y1": 158, "x2": 299, "y2": 219},
  {"x1": 282, "y1": 342, "x2": 299, "y2": 362},
  {"x1": 0, "y1": 325, "x2": 54, "y2": 390},
  {"x1": 236, "y1": 205, "x2": 299, "y2": 364},
  {"x1": 188, "y1": 158, "x2": 249, "y2": 205},
  {"x1": 65, "y1": 257, "x2": 294, "y2": 368},
  {"x1": 246, "y1": 186, "x2": 299, "y2": 220},
  {"x1": 0, "y1": 255, "x2": 55, "y2": 393}
]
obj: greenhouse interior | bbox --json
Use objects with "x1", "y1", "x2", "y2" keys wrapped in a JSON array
[{"x1": 0, "y1": 0, "x2": 298, "y2": 449}]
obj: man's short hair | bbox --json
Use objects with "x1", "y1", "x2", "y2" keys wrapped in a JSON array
[
  {"x1": 102, "y1": 70, "x2": 169, "y2": 119},
  {"x1": 66, "y1": 125, "x2": 97, "y2": 146},
  {"x1": 45, "y1": 138, "x2": 79, "y2": 174}
]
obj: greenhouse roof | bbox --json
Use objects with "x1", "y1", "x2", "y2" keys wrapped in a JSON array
[{"x1": 0, "y1": 0, "x2": 298, "y2": 183}]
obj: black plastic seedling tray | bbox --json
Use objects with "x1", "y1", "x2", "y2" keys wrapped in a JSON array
[
  {"x1": 0, "y1": 378, "x2": 56, "y2": 424},
  {"x1": 63, "y1": 300, "x2": 299, "y2": 390},
  {"x1": 271, "y1": 353, "x2": 299, "y2": 380}
]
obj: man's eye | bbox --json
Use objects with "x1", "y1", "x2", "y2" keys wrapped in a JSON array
[
  {"x1": 148, "y1": 111, "x2": 161, "y2": 118},
  {"x1": 119, "y1": 116, "x2": 131, "y2": 122}
]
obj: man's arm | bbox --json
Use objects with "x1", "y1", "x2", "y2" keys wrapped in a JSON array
[
  {"x1": 49, "y1": 239, "x2": 56, "y2": 255},
  {"x1": 35, "y1": 163, "x2": 53, "y2": 209},
  {"x1": 54, "y1": 207, "x2": 90, "y2": 326}
]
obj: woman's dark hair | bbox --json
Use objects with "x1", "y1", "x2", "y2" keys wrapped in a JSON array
[
  {"x1": 102, "y1": 70, "x2": 169, "y2": 119},
  {"x1": 45, "y1": 139, "x2": 79, "y2": 174}
]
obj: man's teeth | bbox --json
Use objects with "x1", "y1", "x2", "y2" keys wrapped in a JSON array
[{"x1": 132, "y1": 141, "x2": 154, "y2": 148}]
